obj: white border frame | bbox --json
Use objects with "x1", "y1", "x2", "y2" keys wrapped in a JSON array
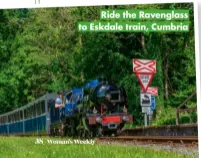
[{"x1": 0, "y1": 0, "x2": 196, "y2": 9}]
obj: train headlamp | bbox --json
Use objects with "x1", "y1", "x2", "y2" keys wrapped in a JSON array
[
  {"x1": 122, "y1": 116, "x2": 129, "y2": 122},
  {"x1": 96, "y1": 117, "x2": 102, "y2": 123}
]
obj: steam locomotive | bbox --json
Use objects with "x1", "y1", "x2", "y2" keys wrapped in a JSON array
[
  {"x1": 0, "y1": 78, "x2": 133, "y2": 137},
  {"x1": 50, "y1": 78, "x2": 133, "y2": 137}
]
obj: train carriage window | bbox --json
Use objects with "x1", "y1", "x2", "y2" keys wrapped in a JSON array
[
  {"x1": 24, "y1": 109, "x2": 27, "y2": 119},
  {"x1": 15, "y1": 112, "x2": 17, "y2": 122},
  {"x1": 12, "y1": 114, "x2": 14, "y2": 122},
  {"x1": 29, "y1": 107, "x2": 31, "y2": 119},
  {"x1": 16, "y1": 112, "x2": 17, "y2": 122},
  {"x1": 20, "y1": 111, "x2": 23, "y2": 120},
  {"x1": 19, "y1": 111, "x2": 21, "y2": 121},
  {"x1": 14, "y1": 113, "x2": 16, "y2": 122},
  {"x1": 26, "y1": 108, "x2": 28, "y2": 119},
  {"x1": 10, "y1": 114, "x2": 12, "y2": 123},
  {"x1": 28, "y1": 107, "x2": 31, "y2": 118},
  {"x1": 17, "y1": 111, "x2": 19, "y2": 122},
  {"x1": 29, "y1": 106, "x2": 32, "y2": 118},
  {"x1": 13, "y1": 113, "x2": 15, "y2": 122},
  {"x1": 16, "y1": 111, "x2": 20, "y2": 121},
  {"x1": 27, "y1": 108, "x2": 29, "y2": 119},
  {"x1": 26, "y1": 108, "x2": 29, "y2": 119},
  {"x1": 39, "y1": 102, "x2": 42, "y2": 115},
  {"x1": 48, "y1": 99, "x2": 54, "y2": 112},
  {"x1": 41, "y1": 100, "x2": 46, "y2": 114},
  {"x1": 32, "y1": 105, "x2": 35, "y2": 118},
  {"x1": 31, "y1": 105, "x2": 34, "y2": 118},
  {"x1": 36, "y1": 102, "x2": 41, "y2": 116},
  {"x1": 33, "y1": 104, "x2": 36, "y2": 117},
  {"x1": 10, "y1": 114, "x2": 12, "y2": 122}
]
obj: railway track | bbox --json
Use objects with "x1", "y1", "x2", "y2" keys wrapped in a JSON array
[
  {"x1": 121, "y1": 124, "x2": 198, "y2": 136},
  {"x1": 97, "y1": 136, "x2": 198, "y2": 146}
]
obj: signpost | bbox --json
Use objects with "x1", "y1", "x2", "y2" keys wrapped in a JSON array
[
  {"x1": 151, "y1": 96, "x2": 156, "y2": 111},
  {"x1": 140, "y1": 93, "x2": 151, "y2": 107},
  {"x1": 133, "y1": 59, "x2": 156, "y2": 73},
  {"x1": 133, "y1": 59, "x2": 157, "y2": 127},
  {"x1": 136, "y1": 74, "x2": 154, "y2": 91},
  {"x1": 140, "y1": 92, "x2": 151, "y2": 126},
  {"x1": 142, "y1": 87, "x2": 158, "y2": 96}
]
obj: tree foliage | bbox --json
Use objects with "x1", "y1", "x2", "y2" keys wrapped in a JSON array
[{"x1": 0, "y1": 3, "x2": 196, "y2": 125}]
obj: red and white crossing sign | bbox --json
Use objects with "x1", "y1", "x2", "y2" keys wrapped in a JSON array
[
  {"x1": 141, "y1": 87, "x2": 158, "y2": 96},
  {"x1": 133, "y1": 59, "x2": 156, "y2": 73},
  {"x1": 136, "y1": 73, "x2": 154, "y2": 92}
]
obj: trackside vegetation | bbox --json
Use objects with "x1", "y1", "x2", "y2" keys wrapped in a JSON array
[{"x1": 0, "y1": 137, "x2": 195, "y2": 158}]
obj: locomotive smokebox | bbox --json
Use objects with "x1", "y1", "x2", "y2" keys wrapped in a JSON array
[{"x1": 91, "y1": 79, "x2": 125, "y2": 113}]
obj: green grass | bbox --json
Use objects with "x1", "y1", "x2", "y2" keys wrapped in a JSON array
[{"x1": 0, "y1": 137, "x2": 195, "y2": 158}]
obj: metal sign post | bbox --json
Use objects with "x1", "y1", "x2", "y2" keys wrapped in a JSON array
[
  {"x1": 148, "y1": 114, "x2": 152, "y2": 125},
  {"x1": 144, "y1": 113, "x2": 147, "y2": 127},
  {"x1": 133, "y1": 59, "x2": 157, "y2": 127},
  {"x1": 140, "y1": 92, "x2": 151, "y2": 127}
]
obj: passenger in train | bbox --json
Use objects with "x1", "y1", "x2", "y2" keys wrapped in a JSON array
[{"x1": 55, "y1": 92, "x2": 64, "y2": 108}]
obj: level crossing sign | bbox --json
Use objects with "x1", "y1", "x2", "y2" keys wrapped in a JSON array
[
  {"x1": 141, "y1": 87, "x2": 158, "y2": 96},
  {"x1": 133, "y1": 59, "x2": 156, "y2": 92},
  {"x1": 133, "y1": 59, "x2": 156, "y2": 73},
  {"x1": 136, "y1": 73, "x2": 154, "y2": 91}
]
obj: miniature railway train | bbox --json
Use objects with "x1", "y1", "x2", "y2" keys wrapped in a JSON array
[{"x1": 0, "y1": 78, "x2": 133, "y2": 137}]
